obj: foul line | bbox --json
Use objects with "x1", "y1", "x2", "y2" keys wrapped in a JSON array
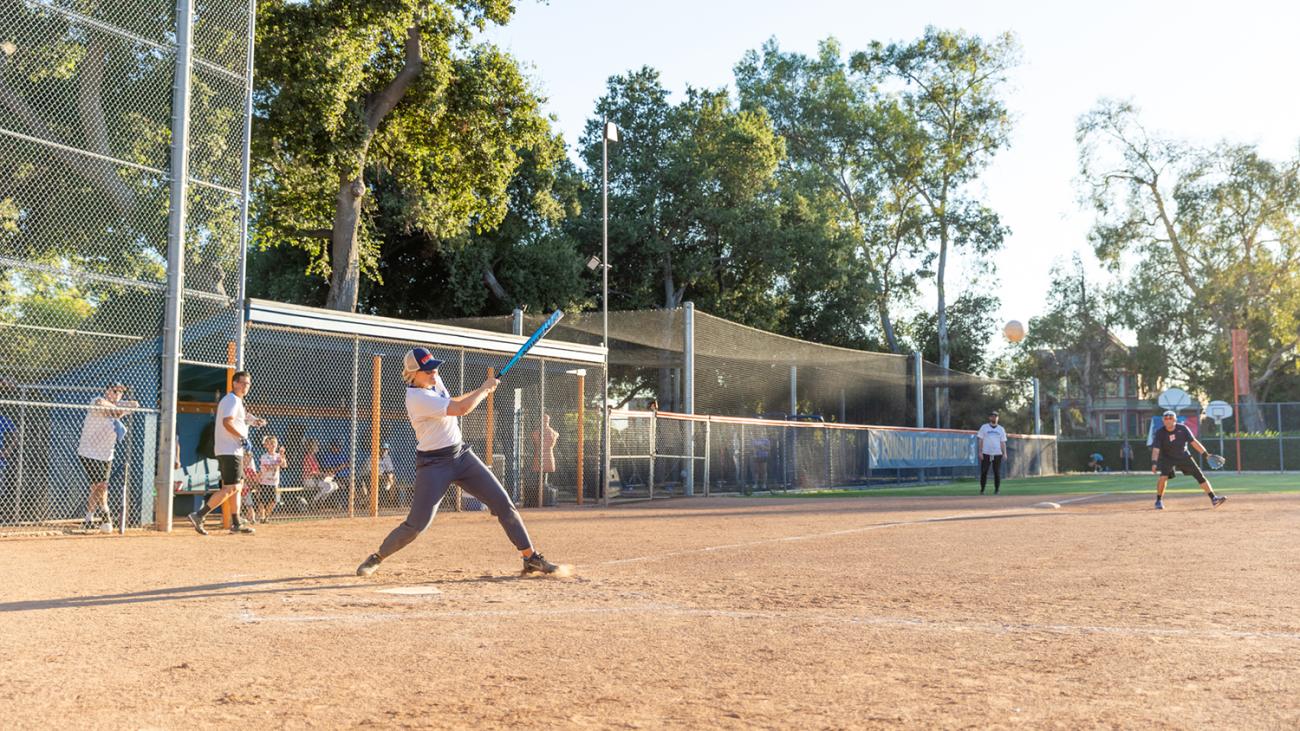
[
  {"x1": 598, "y1": 494, "x2": 1116, "y2": 568},
  {"x1": 234, "y1": 603, "x2": 1300, "y2": 642},
  {"x1": 595, "y1": 506, "x2": 1054, "y2": 567}
]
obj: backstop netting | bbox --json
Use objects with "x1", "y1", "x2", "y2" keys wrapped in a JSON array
[{"x1": 438, "y1": 307, "x2": 1034, "y2": 432}]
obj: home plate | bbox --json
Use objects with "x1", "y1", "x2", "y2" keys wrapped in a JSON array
[
  {"x1": 1032, "y1": 501, "x2": 1061, "y2": 510},
  {"x1": 376, "y1": 586, "x2": 442, "y2": 596}
]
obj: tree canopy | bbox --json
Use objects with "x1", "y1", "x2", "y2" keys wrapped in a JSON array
[{"x1": 1077, "y1": 100, "x2": 1300, "y2": 429}]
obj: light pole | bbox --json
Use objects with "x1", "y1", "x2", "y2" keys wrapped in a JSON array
[{"x1": 601, "y1": 119, "x2": 618, "y2": 507}]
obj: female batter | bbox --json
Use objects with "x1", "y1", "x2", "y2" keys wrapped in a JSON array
[{"x1": 356, "y1": 348, "x2": 561, "y2": 576}]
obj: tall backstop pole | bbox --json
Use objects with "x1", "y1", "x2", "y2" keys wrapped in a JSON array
[
  {"x1": 233, "y1": 0, "x2": 256, "y2": 370},
  {"x1": 683, "y1": 302, "x2": 695, "y2": 495},
  {"x1": 153, "y1": 0, "x2": 195, "y2": 531},
  {"x1": 913, "y1": 351, "x2": 924, "y2": 428}
]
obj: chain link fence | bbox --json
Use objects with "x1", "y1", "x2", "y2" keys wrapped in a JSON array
[
  {"x1": 1060, "y1": 402, "x2": 1300, "y2": 473},
  {"x1": 157, "y1": 301, "x2": 608, "y2": 530},
  {"x1": 1, "y1": 0, "x2": 253, "y2": 533},
  {"x1": 608, "y1": 411, "x2": 1057, "y2": 499}
]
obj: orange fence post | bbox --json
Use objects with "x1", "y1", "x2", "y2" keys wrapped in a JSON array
[
  {"x1": 222, "y1": 341, "x2": 236, "y2": 530},
  {"x1": 485, "y1": 368, "x2": 495, "y2": 468},
  {"x1": 370, "y1": 355, "x2": 382, "y2": 517},
  {"x1": 575, "y1": 372, "x2": 585, "y2": 505}
]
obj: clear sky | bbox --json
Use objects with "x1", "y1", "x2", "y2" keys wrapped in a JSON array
[{"x1": 484, "y1": 0, "x2": 1300, "y2": 340}]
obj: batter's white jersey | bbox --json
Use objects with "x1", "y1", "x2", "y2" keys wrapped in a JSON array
[{"x1": 406, "y1": 374, "x2": 459, "y2": 451}]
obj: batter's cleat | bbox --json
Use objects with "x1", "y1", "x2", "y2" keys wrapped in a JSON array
[
  {"x1": 230, "y1": 521, "x2": 255, "y2": 534},
  {"x1": 1154, "y1": 499, "x2": 1164, "y2": 510},
  {"x1": 356, "y1": 553, "x2": 383, "y2": 577},
  {"x1": 522, "y1": 553, "x2": 560, "y2": 575},
  {"x1": 1212, "y1": 495, "x2": 1227, "y2": 508},
  {"x1": 187, "y1": 511, "x2": 209, "y2": 535}
]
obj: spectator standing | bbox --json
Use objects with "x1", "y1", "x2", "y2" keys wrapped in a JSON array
[
  {"x1": 976, "y1": 410, "x2": 1009, "y2": 495},
  {"x1": 77, "y1": 383, "x2": 135, "y2": 530},
  {"x1": 378, "y1": 443, "x2": 395, "y2": 504},
  {"x1": 254, "y1": 435, "x2": 286, "y2": 523},
  {"x1": 186, "y1": 371, "x2": 263, "y2": 535},
  {"x1": 530, "y1": 413, "x2": 560, "y2": 506}
]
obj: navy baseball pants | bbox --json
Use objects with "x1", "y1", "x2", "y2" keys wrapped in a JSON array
[{"x1": 377, "y1": 444, "x2": 532, "y2": 559}]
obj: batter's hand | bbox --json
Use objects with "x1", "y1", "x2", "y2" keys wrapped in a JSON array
[{"x1": 481, "y1": 376, "x2": 500, "y2": 394}]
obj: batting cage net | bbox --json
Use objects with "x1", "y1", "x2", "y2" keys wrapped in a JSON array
[
  {"x1": 1, "y1": 0, "x2": 253, "y2": 533},
  {"x1": 438, "y1": 307, "x2": 1035, "y2": 432}
]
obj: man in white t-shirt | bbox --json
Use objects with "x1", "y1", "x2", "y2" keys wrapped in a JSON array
[
  {"x1": 187, "y1": 370, "x2": 264, "y2": 535},
  {"x1": 976, "y1": 410, "x2": 1009, "y2": 495},
  {"x1": 355, "y1": 347, "x2": 565, "y2": 577},
  {"x1": 77, "y1": 382, "x2": 136, "y2": 530}
]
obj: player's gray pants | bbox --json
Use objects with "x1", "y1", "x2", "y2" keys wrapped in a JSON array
[{"x1": 377, "y1": 444, "x2": 532, "y2": 558}]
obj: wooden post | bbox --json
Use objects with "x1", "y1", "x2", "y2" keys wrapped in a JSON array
[
  {"x1": 369, "y1": 354, "x2": 382, "y2": 517},
  {"x1": 575, "y1": 372, "x2": 585, "y2": 505},
  {"x1": 485, "y1": 368, "x2": 496, "y2": 468},
  {"x1": 222, "y1": 341, "x2": 235, "y2": 530}
]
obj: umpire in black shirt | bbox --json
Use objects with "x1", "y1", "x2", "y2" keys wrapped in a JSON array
[{"x1": 1151, "y1": 410, "x2": 1226, "y2": 510}]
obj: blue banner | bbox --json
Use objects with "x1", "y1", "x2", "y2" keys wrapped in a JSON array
[{"x1": 869, "y1": 429, "x2": 977, "y2": 469}]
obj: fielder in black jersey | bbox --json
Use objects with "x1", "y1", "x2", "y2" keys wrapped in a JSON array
[{"x1": 1150, "y1": 410, "x2": 1226, "y2": 510}]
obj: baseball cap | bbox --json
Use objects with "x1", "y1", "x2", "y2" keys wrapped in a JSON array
[
  {"x1": 988, "y1": 410, "x2": 999, "y2": 416},
  {"x1": 107, "y1": 382, "x2": 127, "y2": 392},
  {"x1": 1162, "y1": 410, "x2": 1177, "y2": 418},
  {"x1": 403, "y1": 347, "x2": 443, "y2": 373},
  {"x1": 382, "y1": 443, "x2": 390, "y2": 450}
]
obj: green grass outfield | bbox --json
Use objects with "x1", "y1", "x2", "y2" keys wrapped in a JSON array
[{"x1": 756, "y1": 472, "x2": 1300, "y2": 499}]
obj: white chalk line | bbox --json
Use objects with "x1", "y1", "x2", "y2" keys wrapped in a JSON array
[
  {"x1": 1056, "y1": 493, "x2": 1110, "y2": 505},
  {"x1": 596, "y1": 505, "x2": 1076, "y2": 567},
  {"x1": 234, "y1": 602, "x2": 1300, "y2": 641}
]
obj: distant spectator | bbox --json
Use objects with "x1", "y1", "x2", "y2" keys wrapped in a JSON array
[
  {"x1": 530, "y1": 413, "x2": 560, "y2": 506},
  {"x1": 311, "y1": 441, "x2": 350, "y2": 505},
  {"x1": 379, "y1": 443, "x2": 395, "y2": 501},
  {"x1": 977, "y1": 410, "x2": 1008, "y2": 495},
  {"x1": 1088, "y1": 452, "x2": 1105, "y2": 473},
  {"x1": 302, "y1": 438, "x2": 324, "y2": 504},
  {"x1": 749, "y1": 434, "x2": 771, "y2": 493},
  {"x1": 77, "y1": 382, "x2": 136, "y2": 531},
  {"x1": 0, "y1": 409, "x2": 15, "y2": 511},
  {"x1": 254, "y1": 435, "x2": 286, "y2": 523},
  {"x1": 1120, "y1": 441, "x2": 1134, "y2": 473}
]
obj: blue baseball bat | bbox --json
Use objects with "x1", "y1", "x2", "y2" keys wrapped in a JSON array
[{"x1": 498, "y1": 310, "x2": 565, "y2": 378}]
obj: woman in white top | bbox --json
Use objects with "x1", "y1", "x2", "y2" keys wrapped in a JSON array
[{"x1": 356, "y1": 348, "x2": 562, "y2": 576}]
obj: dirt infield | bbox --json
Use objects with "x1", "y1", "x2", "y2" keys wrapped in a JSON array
[{"x1": 2, "y1": 492, "x2": 1298, "y2": 729}]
